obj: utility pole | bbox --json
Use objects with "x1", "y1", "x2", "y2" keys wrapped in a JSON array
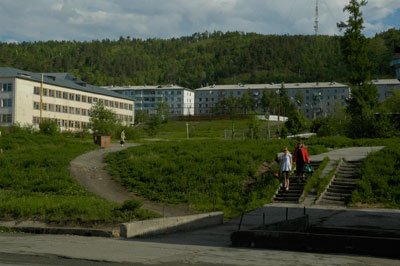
[{"x1": 314, "y1": 0, "x2": 319, "y2": 35}]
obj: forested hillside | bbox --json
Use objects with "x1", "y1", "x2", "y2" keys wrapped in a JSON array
[{"x1": 0, "y1": 29, "x2": 399, "y2": 89}]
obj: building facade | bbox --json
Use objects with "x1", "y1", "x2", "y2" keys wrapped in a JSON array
[
  {"x1": 0, "y1": 67, "x2": 134, "y2": 131},
  {"x1": 372, "y1": 79, "x2": 400, "y2": 101},
  {"x1": 106, "y1": 85, "x2": 195, "y2": 116},
  {"x1": 195, "y1": 82, "x2": 350, "y2": 119}
]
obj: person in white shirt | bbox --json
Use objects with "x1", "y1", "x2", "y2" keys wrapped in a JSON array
[{"x1": 280, "y1": 147, "x2": 292, "y2": 190}]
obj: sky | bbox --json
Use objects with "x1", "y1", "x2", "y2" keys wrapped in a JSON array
[{"x1": 0, "y1": 0, "x2": 399, "y2": 43}]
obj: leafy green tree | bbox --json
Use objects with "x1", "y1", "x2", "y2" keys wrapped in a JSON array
[
  {"x1": 240, "y1": 90, "x2": 254, "y2": 114},
  {"x1": 89, "y1": 102, "x2": 118, "y2": 135}
]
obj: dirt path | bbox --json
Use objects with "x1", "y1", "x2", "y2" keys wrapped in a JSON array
[{"x1": 69, "y1": 143, "x2": 194, "y2": 217}]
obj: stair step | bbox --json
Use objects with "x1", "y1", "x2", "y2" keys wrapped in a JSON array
[
  {"x1": 332, "y1": 178, "x2": 357, "y2": 184},
  {"x1": 325, "y1": 191, "x2": 352, "y2": 198},
  {"x1": 274, "y1": 196, "x2": 300, "y2": 201},
  {"x1": 322, "y1": 195, "x2": 350, "y2": 201},
  {"x1": 333, "y1": 181, "x2": 357, "y2": 186},
  {"x1": 327, "y1": 187, "x2": 354, "y2": 193}
]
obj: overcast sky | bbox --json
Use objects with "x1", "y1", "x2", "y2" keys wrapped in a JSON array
[{"x1": 1, "y1": 0, "x2": 399, "y2": 43}]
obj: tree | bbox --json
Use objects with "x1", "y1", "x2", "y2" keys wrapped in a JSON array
[
  {"x1": 337, "y1": 0, "x2": 372, "y2": 86},
  {"x1": 89, "y1": 102, "x2": 118, "y2": 135},
  {"x1": 337, "y1": 0, "x2": 383, "y2": 138}
]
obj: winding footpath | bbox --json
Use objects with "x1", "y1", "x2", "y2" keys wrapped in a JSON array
[{"x1": 69, "y1": 143, "x2": 193, "y2": 217}]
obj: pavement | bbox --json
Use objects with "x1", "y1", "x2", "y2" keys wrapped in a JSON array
[
  {"x1": 309, "y1": 146, "x2": 384, "y2": 162},
  {"x1": 0, "y1": 145, "x2": 399, "y2": 265},
  {"x1": 0, "y1": 205, "x2": 400, "y2": 265}
]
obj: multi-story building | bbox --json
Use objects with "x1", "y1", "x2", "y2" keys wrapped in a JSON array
[
  {"x1": 0, "y1": 67, "x2": 134, "y2": 131},
  {"x1": 106, "y1": 85, "x2": 195, "y2": 116},
  {"x1": 195, "y1": 82, "x2": 350, "y2": 119},
  {"x1": 372, "y1": 79, "x2": 400, "y2": 101},
  {"x1": 390, "y1": 47, "x2": 400, "y2": 80}
]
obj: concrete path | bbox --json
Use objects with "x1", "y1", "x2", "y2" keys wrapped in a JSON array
[{"x1": 310, "y1": 146, "x2": 384, "y2": 162}]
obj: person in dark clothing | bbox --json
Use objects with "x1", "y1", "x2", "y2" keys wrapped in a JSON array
[{"x1": 293, "y1": 142, "x2": 310, "y2": 182}]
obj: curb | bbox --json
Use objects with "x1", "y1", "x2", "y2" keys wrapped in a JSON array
[{"x1": 120, "y1": 212, "x2": 224, "y2": 238}]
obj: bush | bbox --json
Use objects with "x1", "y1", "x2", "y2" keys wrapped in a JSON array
[{"x1": 39, "y1": 120, "x2": 60, "y2": 135}]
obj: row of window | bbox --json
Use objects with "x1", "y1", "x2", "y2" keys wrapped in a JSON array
[
  {"x1": 0, "y1": 98, "x2": 12, "y2": 108},
  {"x1": 33, "y1": 87, "x2": 133, "y2": 111},
  {"x1": 124, "y1": 90, "x2": 184, "y2": 96},
  {"x1": 0, "y1": 83, "x2": 12, "y2": 92},
  {"x1": 33, "y1": 116, "x2": 132, "y2": 128},
  {"x1": 0, "y1": 114, "x2": 12, "y2": 123},
  {"x1": 33, "y1": 101, "x2": 91, "y2": 116},
  {"x1": 32, "y1": 117, "x2": 90, "y2": 129}
]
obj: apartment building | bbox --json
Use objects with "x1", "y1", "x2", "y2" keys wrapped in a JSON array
[
  {"x1": 106, "y1": 85, "x2": 195, "y2": 116},
  {"x1": 372, "y1": 79, "x2": 400, "y2": 101},
  {"x1": 195, "y1": 82, "x2": 350, "y2": 119},
  {"x1": 0, "y1": 67, "x2": 134, "y2": 131}
]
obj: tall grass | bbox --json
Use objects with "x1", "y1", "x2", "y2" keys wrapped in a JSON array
[
  {"x1": 352, "y1": 142, "x2": 400, "y2": 208},
  {"x1": 105, "y1": 139, "x2": 325, "y2": 218},
  {"x1": 0, "y1": 128, "x2": 156, "y2": 225}
]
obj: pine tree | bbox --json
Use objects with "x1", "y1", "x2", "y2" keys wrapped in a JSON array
[{"x1": 337, "y1": 0, "x2": 382, "y2": 138}]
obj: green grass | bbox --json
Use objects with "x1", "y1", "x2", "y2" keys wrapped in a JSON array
[
  {"x1": 0, "y1": 128, "x2": 158, "y2": 225},
  {"x1": 105, "y1": 138, "x2": 325, "y2": 218},
  {"x1": 351, "y1": 142, "x2": 400, "y2": 208},
  {"x1": 301, "y1": 157, "x2": 330, "y2": 200}
]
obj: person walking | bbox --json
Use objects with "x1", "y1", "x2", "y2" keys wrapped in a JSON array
[
  {"x1": 120, "y1": 129, "x2": 126, "y2": 147},
  {"x1": 293, "y1": 142, "x2": 310, "y2": 182},
  {"x1": 280, "y1": 147, "x2": 292, "y2": 191}
]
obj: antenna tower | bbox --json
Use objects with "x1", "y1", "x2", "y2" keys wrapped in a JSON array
[{"x1": 314, "y1": 0, "x2": 319, "y2": 35}]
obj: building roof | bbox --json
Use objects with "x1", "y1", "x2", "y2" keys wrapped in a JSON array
[
  {"x1": 105, "y1": 84, "x2": 194, "y2": 92},
  {"x1": 0, "y1": 67, "x2": 132, "y2": 101},
  {"x1": 371, "y1": 79, "x2": 400, "y2": 85},
  {"x1": 195, "y1": 82, "x2": 348, "y2": 91}
]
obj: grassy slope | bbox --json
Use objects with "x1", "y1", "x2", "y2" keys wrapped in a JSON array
[{"x1": 0, "y1": 129, "x2": 154, "y2": 225}]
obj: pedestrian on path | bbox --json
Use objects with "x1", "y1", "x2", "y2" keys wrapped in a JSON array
[
  {"x1": 280, "y1": 147, "x2": 292, "y2": 191},
  {"x1": 294, "y1": 141, "x2": 310, "y2": 182},
  {"x1": 120, "y1": 130, "x2": 126, "y2": 147}
]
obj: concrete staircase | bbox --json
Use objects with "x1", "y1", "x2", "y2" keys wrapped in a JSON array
[
  {"x1": 273, "y1": 161, "x2": 321, "y2": 204},
  {"x1": 317, "y1": 160, "x2": 364, "y2": 206}
]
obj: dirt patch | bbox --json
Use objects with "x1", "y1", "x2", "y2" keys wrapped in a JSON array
[{"x1": 69, "y1": 143, "x2": 195, "y2": 217}]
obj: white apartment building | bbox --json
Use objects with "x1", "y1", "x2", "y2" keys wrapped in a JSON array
[
  {"x1": 0, "y1": 67, "x2": 134, "y2": 131},
  {"x1": 195, "y1": 82, "x2": 350, "y2": 119},
  {"x1": 106, "y1": 85, "x2": 195, "y2": 116}
]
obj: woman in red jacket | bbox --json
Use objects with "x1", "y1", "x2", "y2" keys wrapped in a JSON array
[{"x1": 293, "y1": 142, "x2": 310, "y2": 182}]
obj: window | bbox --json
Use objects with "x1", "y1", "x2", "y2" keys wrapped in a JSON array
[
  {"x1": 43, "y1": 88, "x2": 48, "y2": 96},
  {"x1": 88, "y1": 97, "x2": 92, "y2": 103},
  {"x1": 33, "y1": 102, "x2": 40, "y2": 110},
  {"x1": 2, "y1": 99, "x2": 12, "y2": 107},
  {"x1": 69, "y1": 107, "x2": 74, "y2": 114},
  {"x1": 2, "y1": 83, "x2": 12, "y2": 92},
  {"x1": 82, "y1": 95, "x2": 87, "y2": 103},
  {"x1": 2, "y1": 114, "x2": 12, "y2": 123},
  {"x1": 63, "y1": 106, "x2": 68, "y2": 113},
  {"x1": 81, "y1": 109, "x2": 87, "y2": 116},
  {"x1": 56, "y1": 91, "x2": 62, "y2": 98},
  {"x1": 75, "y1": 94, "x2": 81, "y2": 102},
  {"x1": 48, "y1": 104, "x2": 55, "y2": 111},
  {"x1": 69, "y1": 93, "x2": 74, "y2": 100},
  {"x1": 75, "y1": 108, "x2": 81, "y2": 115},
  {"x1": 49, "y1": 89, "x2": 55, "y2": 97},
  {"x1": 34, "y1": 86, "x2": 40, "y2": 95},
  {"x1": 63, "y1": 92, "x2": 68, "y2": 99},
  {"x1": 56, "y1": 105, "x2": 61, "y2": 112}
]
